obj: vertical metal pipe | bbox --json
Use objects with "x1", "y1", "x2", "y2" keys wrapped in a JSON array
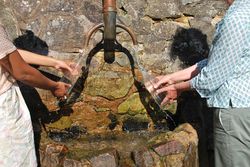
[{"x1": 102, "y1": 0, "x2": 117, "y2": 63}]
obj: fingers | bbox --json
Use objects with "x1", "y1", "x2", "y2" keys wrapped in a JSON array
[
  {"x1": 62, "y1": 63, "x2": 73, "y2": 73},
  {"x1": 56, "y1": 61, "x2": 74, "y2": 73},
  {"x1": 64, "y1": 83, "x2": 71, "y2": 89},
  {"x1": 160, "y1": 96, "x2": 176, "y2": 107},
  {"x1": 156, "y1": 87, "x2": 168, "y2": 94},
  {"x1": 153, "y1": 77, "x2": 170, "y2": 89},
  {"x1": 65, "y1": 65, "x2": 73, "y2": 73},
  {"x1": 160, "y1": 96, "x2": 169, "y2": 106}
]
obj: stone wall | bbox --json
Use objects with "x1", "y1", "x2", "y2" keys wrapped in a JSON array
[
  {"x1": 1, "y1": 0, "x2": 227, "y2": 137},
  {"x1": 0, "y1": 0, "x2": 228, "y2": 166},
  {"x1": 1, "y1": 0, "x2": 227, "y2": 133}
]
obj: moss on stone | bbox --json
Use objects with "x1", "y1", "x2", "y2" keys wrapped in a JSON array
[
  {"x1": 85, "y1": 71, "x2": 134, "y2": 100},
  {"x1": 118, "y1": 93, "x2": 147, "y2": 115},
  {"x1": 47, "y1": 116, "x2": 73, "y2": 130},
  {"x1": 95, "y1": 107, "x2": 112, "y2": 112},
  {"x1": 164, "y1": 102, "x2": 177, "y2": 114}
]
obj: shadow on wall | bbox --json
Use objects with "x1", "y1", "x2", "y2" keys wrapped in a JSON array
[
  {"x1": 170, "y1": 27, "x2": 214, "y2": 167},
  {"x1": 13, "y1": 30, "x2": 73, "y2": 167}
]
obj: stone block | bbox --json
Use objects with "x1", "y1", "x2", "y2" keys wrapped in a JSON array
[{"x1": 152, "y1": 140, "x2": 185, "y2": 157}]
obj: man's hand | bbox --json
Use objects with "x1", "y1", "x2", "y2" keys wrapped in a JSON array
[{"x1": 51, "y1": 81, "x2": 71, "y2": 98}]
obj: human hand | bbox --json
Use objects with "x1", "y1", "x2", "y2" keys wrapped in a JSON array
[
  {"x1": 156, "y1": 84, "x2": 179, "y2": 106},
  {"x1": 51, "y1": 81, "x2": 71, "y2": 98},
  {"x1": 153, "y1": 75, "x2": 174, "y2": 90},
  {"x1": 68, "y1": 62, "x2": 82, "y2": 76},
  {"x1": 54, "y1": 60, "x2": 73, "y2": 74}
]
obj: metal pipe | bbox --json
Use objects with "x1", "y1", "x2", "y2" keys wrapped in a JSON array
[
  {"x1": 103, "y1": 0, "x2": 117, "y2": 63},
  {"x1": 84, "y1": 23, "x2": 138, "y2": 49},
  {"x1": 103, "y1": 0, "x2": 116, "y2": 13},
  {"x1": 116, "y1": 24, "x2": 138, "y2": 45},
  {"x1": 84, "y1": 23, "x2": 104, "y2": 48}
]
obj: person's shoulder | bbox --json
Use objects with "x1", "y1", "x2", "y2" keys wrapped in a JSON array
[
  {"x1": 228, "y1": 5, "x2": 250, "y2": 21},
  {"x1": 224, "y1": 9, "x2": 248, "y2": 27}
]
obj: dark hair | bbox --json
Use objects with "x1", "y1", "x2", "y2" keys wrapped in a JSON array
[
  {"x1": 13, "y1": 30, "x2": 49, "y2": 68},
  {"x1": 13, "y1": 30, "x2": 49, "y2": 55},
  {"x1": 171, "y1": 28, "x2": 209, "y2": 67}
]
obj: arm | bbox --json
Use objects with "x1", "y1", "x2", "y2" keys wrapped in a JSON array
[
  {"x1": 17, "y1": 49, "x2": 72, "y2": 72},
  {"x1": 154, "y1": 61, "x2": 203, "y2": 89},
  {"x1": 0, "y1": 50, "x2": 70, "y2": 97},
  {"x1": 191, "y1": 16, "x2": 247, "y2": 98},
  {"x1": 165, "y1": 63, "x2": 201, "y2": 82}
]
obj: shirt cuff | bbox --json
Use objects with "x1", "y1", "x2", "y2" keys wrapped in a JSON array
[{"x1": 196, "y1": 58, "x2": 208, "y2": 71}]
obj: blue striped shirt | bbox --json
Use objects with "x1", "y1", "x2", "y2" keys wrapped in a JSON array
[{"x1": 191, "y1": 0, "x2": 250, "y2": 108}]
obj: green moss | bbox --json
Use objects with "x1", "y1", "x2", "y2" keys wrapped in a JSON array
[
  {"x1": 118, "y1": 93, "x2": 147, "y2": 115},
  {"x1": 164, "y1": 102, "x2": 177, "y2": 114},
  {"x1": 95, "y1": 107, "x2": 111, "y2": 112},
  {"x1": 47, "y1": 116, "x2": 73, "y2": 130}
]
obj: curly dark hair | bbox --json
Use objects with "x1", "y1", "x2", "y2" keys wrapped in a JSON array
[
  {"x1": 171, "y1": 28, "x2": 209, "y2": 67},
  {"x1": 13, "y1": 30, "x2": 49, "y2": 68},
  {"x1": 13, "y1": 29, "x2": 48, "y2": 55}
]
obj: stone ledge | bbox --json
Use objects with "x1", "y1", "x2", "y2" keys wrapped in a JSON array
[{"x1": 39, "y1": 123, "x2": 198, "y2": 167}]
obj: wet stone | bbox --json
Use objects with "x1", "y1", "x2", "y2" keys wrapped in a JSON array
[
  {"x1": 183, "y1": 142, "x2": 198, "y2": 167},
  {"x1": 89, "y1": 149, "x2": 119, "y2": 167},
  {"x1": 48, "y1": 126, "x2": 87, "y2": 142},
  {"x1": 122, "y1": 117, "x2": 149, "y2": 132},
  {"x1": 132, "y1": 147, "x2": 155, "y2": 167},
  {"x1": 40, "y1": 144, "x2": 69, "y2": 167},
  {"x1": 152, "y1": 140, "x2": 185, "y2": 156},
  {"x1": 39, "y1": 124, "x2": 198, "y2": 167},
  {"x1": 63, "y1": 158, "x2": 91, "y2": 167}
]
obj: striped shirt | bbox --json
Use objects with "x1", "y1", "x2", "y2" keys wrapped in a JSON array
[{"x1": 191, "y1": 0, "x2": 250, "y2": 108}]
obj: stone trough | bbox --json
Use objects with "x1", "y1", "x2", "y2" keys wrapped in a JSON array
[{"x1": 39, "y1": 123, "x2": 198, "y2": 167}]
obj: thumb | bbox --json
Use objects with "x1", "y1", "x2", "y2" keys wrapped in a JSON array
[{"x1": 64, "y1": 83, "x2": 71, "y2": 89}]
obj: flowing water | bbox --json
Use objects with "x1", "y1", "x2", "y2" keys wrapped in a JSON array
[{"x1": 132, "y1": 45, "x2": 176, "y2": 127}]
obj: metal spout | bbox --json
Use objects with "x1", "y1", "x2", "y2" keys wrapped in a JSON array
[{"x1": 103, "y1": 0, "x2": 117, "y2": 63}]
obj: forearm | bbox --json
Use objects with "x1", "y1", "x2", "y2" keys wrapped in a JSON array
[
  {"x1": 169, "y1": 64, "x2": 200, "y2": 82},
  {"x1": 17, "y1": 66, "x2": 58, "y2": 90},
  {"x1": 17, "y1": 49, "x2": 57, "y2": 67},
  {"x1": 175, "y1": 80, "x2": 192, "y2": 93},
  {"x1": 0, "y1": 50, "x2": 58, "y2": 90}
]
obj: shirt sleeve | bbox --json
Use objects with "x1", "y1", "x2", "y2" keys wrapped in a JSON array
[
  {"x1": 196, "y1": 58, "x2": 208, "y2": 71},
  {"x1": 190, "y1": 15, "x2": 248, "y2": 98},
  {"x1": 0, "y1": 25, "x2": 16, "y2": 60}
]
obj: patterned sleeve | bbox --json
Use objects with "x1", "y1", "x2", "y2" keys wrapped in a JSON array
[
  {"x1": 196, "y1": 58, "x2": 208, "y2": 71},
  {"x1": 190, "y1": 15, "x2": 248, "y2": 98},
  {"x1": 0, "y1": 25, "x2": 16, "y2": 60}
]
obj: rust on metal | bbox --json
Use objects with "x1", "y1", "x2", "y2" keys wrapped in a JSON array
[
  {"x1": 103, "y1": 0, "x2": 117, "y2": 13},
  {"x1": 84, "y1": 23, "x2": 104, "y2": 48},
  {"x1": 117, "y1": 24, "x2": 138, "y2": 45},
  {"x1": 84, "y1": 0, "x2": 138, "y2": 49}
]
